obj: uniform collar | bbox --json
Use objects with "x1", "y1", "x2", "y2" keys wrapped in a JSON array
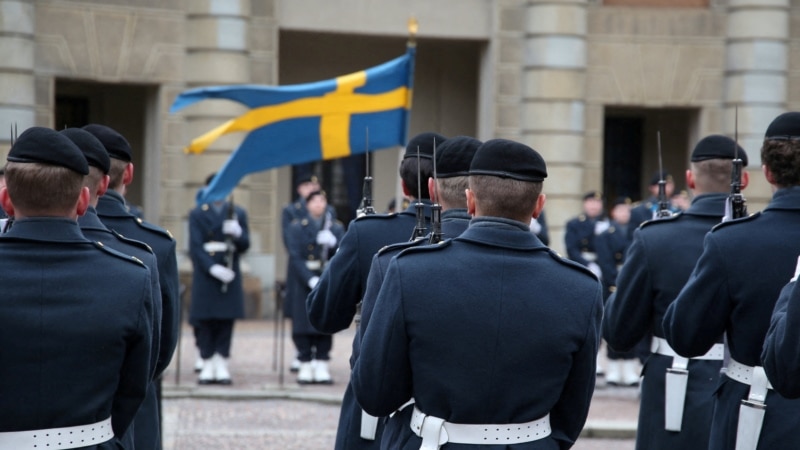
[
  {"x1": 2, "y1": 217, "x2": 90, "y2": 243},
  {"x1": 684, "y1": 193, "x2": 728, "y2": 217},
  {"x1": 456, "y1": 216, "x2": 546, "y2": 250},
  {"x1": 400, "y1": 199, "x2": 433, "y2": 218},
  {"x1": 766, "y1": 186, "x2": 800, "y2": 211},
  {"x1": 441, "y1": 208, "x2": 470, "y2": 222},
  {"x1": 96, "y1": 190, "x2": 133, "y2": 218},
  {"x1": 77, "y1": 206, "x2": 110, "y2": 231}
]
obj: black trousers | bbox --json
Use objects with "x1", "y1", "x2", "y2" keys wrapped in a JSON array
[
  {"x1": 292, "y1": 334, "x2": 332, "y2": 362},
  {"x1": 194, "y1": 319, "x2": 234, "y2": 359}
]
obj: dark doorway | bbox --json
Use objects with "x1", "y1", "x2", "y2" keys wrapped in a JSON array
[{"x1": 604, "y1": 116, "x2": 644, "y2": 203}]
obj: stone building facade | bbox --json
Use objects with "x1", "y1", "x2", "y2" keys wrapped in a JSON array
[{"x1": 2, "y1": 0, "x2": 795, "y2": 315}]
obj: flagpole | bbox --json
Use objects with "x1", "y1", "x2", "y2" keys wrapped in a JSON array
[{"x1": 396, "y1": 17, "x2": 418, "y2": 213}]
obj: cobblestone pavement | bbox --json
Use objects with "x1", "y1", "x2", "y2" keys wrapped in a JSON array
[{"x1": 162, "y1": 321, "x2": 639, "y2": 449}]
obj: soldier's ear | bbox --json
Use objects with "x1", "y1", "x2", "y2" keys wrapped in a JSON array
[
  {"x1": 533, "y1": 194, "x2": 546, "y2": 219},
  {"x1": 123, "y1": 162, "x2": 134, "y2": 186},
  {"x1": 427, "y1": 178, "x2": 436, "y2": 203},
  {"x1": 741, "y1": 171, "x2": 750, "y2": 190},
  {"x1": 0, "y1": 187, "x2": 14, "y2": 217},
  {"x1": 76, "y1": 186, "x2": 90, "y2": 217},
  {"x1": 466, "y1": 188, "x2": 476, "y2": 216},
  {"x1": 686, "y1": 169, "x2": 695, "y2": 190}
]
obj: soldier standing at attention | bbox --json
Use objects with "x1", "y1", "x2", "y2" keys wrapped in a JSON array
[
  {"x1": 630, "y1": 171, "x2": 678, "y2": 227},
  {"x1": 0, "y1": 127, "x2": 154, "y2": 448},
  {"x1": 188, "y1": 173, "x2": 251, "y2": 385},
  {"x1": 564, "y1": 191, "x2": 608, "y2": 278},
  {"x1": 62, "y1": 127, "x2": 166, "y2": 450},
  {"x1": 83, "y1": 123, "x2": 179, "y2": 450},
  {"x1": 286, "y1": 189, "x2": 344, "y2": 384},
  {"x1": 664, "y1": 113, "x2": 800, "y2": 450},
  {"x1": 604, "y1": 135, "x2": 748, "y2": 450},
  {"x1": 353, "y1": 138, "x2": 603, "y2": 450}
]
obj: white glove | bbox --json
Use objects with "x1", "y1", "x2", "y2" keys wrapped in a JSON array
[
  {"x1": 587, "y1": 262, "x2": 602, "y2": 279},
  {"x1": 791, "y1": 255, "x2": 800, "y2": 282},
  {"x1": 209, "y1": 264, "x2": 236, "y2": 284},
  {"x1": 529, "y1": 218, "x2": 542, "y2": 234},
  {"x1": 594, "y1": 220, "x2": 610, "y2": 235},
  {"x1": 316, "y1": 229, "x2": 337, "y2": 247},
  {"x1": 223, "y1": 219, "x2": 243, "y2": 238},
  {"x1": 308, "y1": 276, "x2": 320, "y2": 290}
]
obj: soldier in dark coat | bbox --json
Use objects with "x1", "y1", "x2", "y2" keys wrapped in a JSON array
[
  {"x1": 763, "y1": 274, "x2": 800, "y2": 398},
  {"x1": 353, "y1": 138, "x2": 602, "y2": 450},
  {"x1": 630, "y1": 171, "x2": 679, "y2": 228},
  {"x1": 63, "y1": 127, "x2": 166, "y2": 450},
  {"x1": 188, "y1": 174, "x2": 251, "y2": 385},
  {"x1": 0, "y1": 127, "x2": 154, "y2": 449},
  {"x1": 604, "y1": 135, "x2": 748, "y2": 450},
  {"x1": 664, "y1": 112, "x2": 800, "y2": 450},
  {"x1": 564, "y1": 191, "x2": 608, "y2": 278},
  {"x1": 333, "y1": 136, "x2": 479, "y2": 449},
  {"x1": 84, "y1": 123, "x2": 180, "y2": 450},
  {"x1": 286, "y1": 190, "x2": 344, "y2": 384}
]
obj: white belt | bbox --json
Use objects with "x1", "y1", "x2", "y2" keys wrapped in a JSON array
[
  {"x1": 305, "y1": 260, "x2": 321, "y2": 271},
  {"x1": 726, "y1": 359, "x2": 773, "y2": 392},
  {"x1": 651, "y1": 337, "x2": 725, "y2": 361},
  {"x1": 203, "y1": 241, "x2": 228, "y2": 253},
  {"x1": 580, "y1": 251, "x2": 597, "y2": 262},
  {"x1": 726, "y1": 359, "x2": 772, "y2": 450},
  {"x1": 410, "y1": 406, "x2": 550, "y2": 449},
  {"x1": 0, "y1": 417, "x2": 113, "y2": 450}
]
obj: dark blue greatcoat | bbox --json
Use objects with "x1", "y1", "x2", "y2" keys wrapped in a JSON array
[
  {"x1": 79, "y1": 206, "x2": 165, "y2": 450},
  {"x1": 96, "y1": 190, "x2": 180, "y2": 366},
  {"x1": 0, "y1": 218, "x2": 153, "y2": 448},
  {"x1": 604, "y1": 194, "x2": 727, "y2": 450},
  {"x1": 306, "y1": 201, "x2": 432, "y2": 335},
  {"x1": 595, "y1": 220, "x2": 632, "y2": 299},
  {"x1": 281, "y1": 197, "x2": 336, "y2": 249},
  {"x1": 762, "y1": 279, "x2": 800, "y2": 398},
  {"x1": 333, "y1": 208, "x2": 471, "y2": 450},
  {"x1": 663, "y1": 187, "x2": 800, "y2": 450},
  {"x1": 564, "y1": 214, "x2": 600, "y2": 266},
  {"x1": 286, "y1": 216, "x2": 344, "y2": 336},
  {"x1": 352, "y1": 217, "x2": 602, "y2": 450},
  {"x1": 188, "y1": 202, "x2": 250, "y2": 322}
]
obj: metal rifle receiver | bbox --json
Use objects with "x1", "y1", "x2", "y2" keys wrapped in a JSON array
[
  {"x1": 428, "y1": 138, "x2": 443, "y2": 244},
  {"x1": 655, "y1": 131, "x2": 673, "y2": 219},
  {"x1": 724, "y1": 106, "x2": 747, "y2": 221},
  {"x1": 357, "y1": 128, "x2": 376, "y2": 217}
]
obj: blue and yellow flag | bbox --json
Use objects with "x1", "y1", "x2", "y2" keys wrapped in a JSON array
[{"x1": 170, "y1": 46, "x2": 415, "y2": 205}]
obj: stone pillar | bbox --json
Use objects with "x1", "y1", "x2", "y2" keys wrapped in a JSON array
[
  {"x1": 522, "y1": 0, "x2": 588, "y2": 254},
  {"x1": 725, "y1": 0, "x2": 789, "y2": 207},
  {"x1": 0, "y1": 0, "x2": 35, "y2": 155}
]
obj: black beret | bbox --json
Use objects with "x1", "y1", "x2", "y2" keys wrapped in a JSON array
[
  {"x1": 295, "y1": 174, "x2": 319, "y2": 187},
  {"x1": 583, "y1": 191, "x2": 602, "y2": 201},
  {"x1": 403, "y1": 132, "x2": 447, "y2": 160},
  {"x1": 60, "y1": 128, "x2": 111, "y2": 174},
  {"x1": 82, "y1": 124, "x2": 132, "y2": 162},
  {"x1": 435, "y1": 136, "x2": 482, "y2": 178},
  {"x1": 690, "y1": 134, "x2": 748, "y2": 166},
  {"x1": 469, "y1": 139, "x2": 547, "y2": 182},
  {"x1": 613, "y1": 196, "x2": 632, "y2": 207},
  {"x1": 7, "y1": 127, "x2": 89, "y2": 175},
  {"x1": 765, "y1": 111, "x2": 800, "y2": 140},
  {"x1": 649, "y1": 171, "x2": 673, "y2": 186}
]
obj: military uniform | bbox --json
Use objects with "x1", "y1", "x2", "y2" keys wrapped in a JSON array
[
  {"x1": 353, "y1": 217, "x2": 602, "y2": 450},
  {"x1": 605, "y1": 194, "x2": 728, "y2": 449},
  {"x1": 663, "y1": 187, "x2": 800, "y2": 450},
  {"x1": 564, "y1": 213, "x2": 603, "y2": 268},
  {"x1": 595, "y1": 220, "x2": 631, "y2": 299},
  {"x1": 762, "y1": 279, "x2": 800, "y2": 398},
  {"x1": 286, "y1": 214, "x2": 344, "y2": 363}
]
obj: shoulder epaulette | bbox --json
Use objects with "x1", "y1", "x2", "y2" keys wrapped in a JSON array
[
  {"x1": 111, "y1": 229, "x2": 154, "y2": 253},
  {"x1": 133, "y1": 217, "x2": 174, "y2": 241},
  {"x1": 93, "y1": 241, "x2": 147, "y2": 268},
  {"x1": 547, "y1": 249, "x2": 596, "y2": 278},
  {"x1": 377, "y1": 240, "x2": 421, "y2": 256},
  {"x1": 354, "y1": 212, "x2": 397, "y2": 223},
  {"x1": 394, "y1": 238, "x2": 451, "y2": 258},
  {"x1": 639, "y1": 212, "x2": 682, "y2": 229},
  {"x1": 711, "y1": 211, "x2": 760, "y2": 232}
]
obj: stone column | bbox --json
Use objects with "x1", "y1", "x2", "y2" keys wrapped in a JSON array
[
  {"x1": 0, "y1": 0, "x2": 35, "y2": 155},
  {"x1": 725, "y1": 0, "x2": 789, "y2": 207},
  {"x1": 522, "y1": 0, "x2": 588, "y2": 254}
]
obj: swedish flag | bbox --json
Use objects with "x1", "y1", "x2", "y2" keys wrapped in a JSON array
[{"x1": 170, "y1": 46, "x2": 415, "y2": 205}]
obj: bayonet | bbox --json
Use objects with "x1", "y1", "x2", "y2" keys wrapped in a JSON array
[
  {"x1": 428, "y1": 138, "x2": 443, "y2": 244},
  {"x1": 725, "y1": 106, "x2": 747, "y2": 221},
  {"x1": 655, "y1": 131, "x2": 672, "y2": 219},
  {"x1": 409, "y1": 146, "x2": 427, "y2": 241},
  {"x1": 357, "y1": 128, "x2": 376, "y2": 217}
]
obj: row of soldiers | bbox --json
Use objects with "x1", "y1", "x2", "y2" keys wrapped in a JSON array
[
  {"x1": 0, "y1": 126, "x2": 180, "y2": 450},
  {"x1": 305, "y1": 110, "x2": 800, "y2": 450}
]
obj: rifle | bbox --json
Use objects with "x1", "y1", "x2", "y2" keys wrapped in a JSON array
[
  {"x1": 356, "y1": 128, "x2": 376, "y2": 217},
  {"x1": 428, "y1": 138, "x2": 443, "y2": 244},
  {"x1": 220, "y1": 194, "x2": 236, "y2": 293},
  {"x1": 409, "y1": 146, "x2": 427, "y2": 241},
  {"x1": 654, "y1": 131, "x2": 673, "y2": 219},
  {"x1": 724, "y1": 106, "x2": 747, "y2": 222}
]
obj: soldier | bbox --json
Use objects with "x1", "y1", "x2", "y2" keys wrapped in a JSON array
[
  {"x1": 663, "y1": 112, "x2": 800, "y2": 450},
  {"x1": 286, "y1": 189, "x2": 344, "y2": 384},
  {"x1": 62, "y1": 127, "x2": 167, "y2": 449},
  {"x1": 188, "y1": 173, "x2": 251, "y2": 385},
  {"x1": 595, "y1": 196, "x2": 640, "y2": 386},
  {"x1": 564, "y1": 191, "x2": 608, "y2": 278},
  {"x1": 305, "y1": 131, "x2": 444, "y2": 335},
  {"x1": 334, "y1": 135, "x2": 480, "y2": 449},
  {"x1": 630, "y1": 171, "x2": 679, "y2": 227},
  {"x1": 0, "y1": 127, "x2": 153, "y2": 448},
  {"x1": 763, "y1": 261, "x2": 800, "y2": 398},
  {"x1": 352, "y1": 138, "x2": 602, "y2": 450},
  {"x1": 83, "y1": 123, "x2": 179, "y2": 450},
  {"x1": 604, "y1": 135, "x2": 748, "y2": 450}
]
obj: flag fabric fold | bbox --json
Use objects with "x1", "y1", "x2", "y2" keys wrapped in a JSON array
[{"x1": 171, "y1": 46, "x2": 415, "y2": 205}]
